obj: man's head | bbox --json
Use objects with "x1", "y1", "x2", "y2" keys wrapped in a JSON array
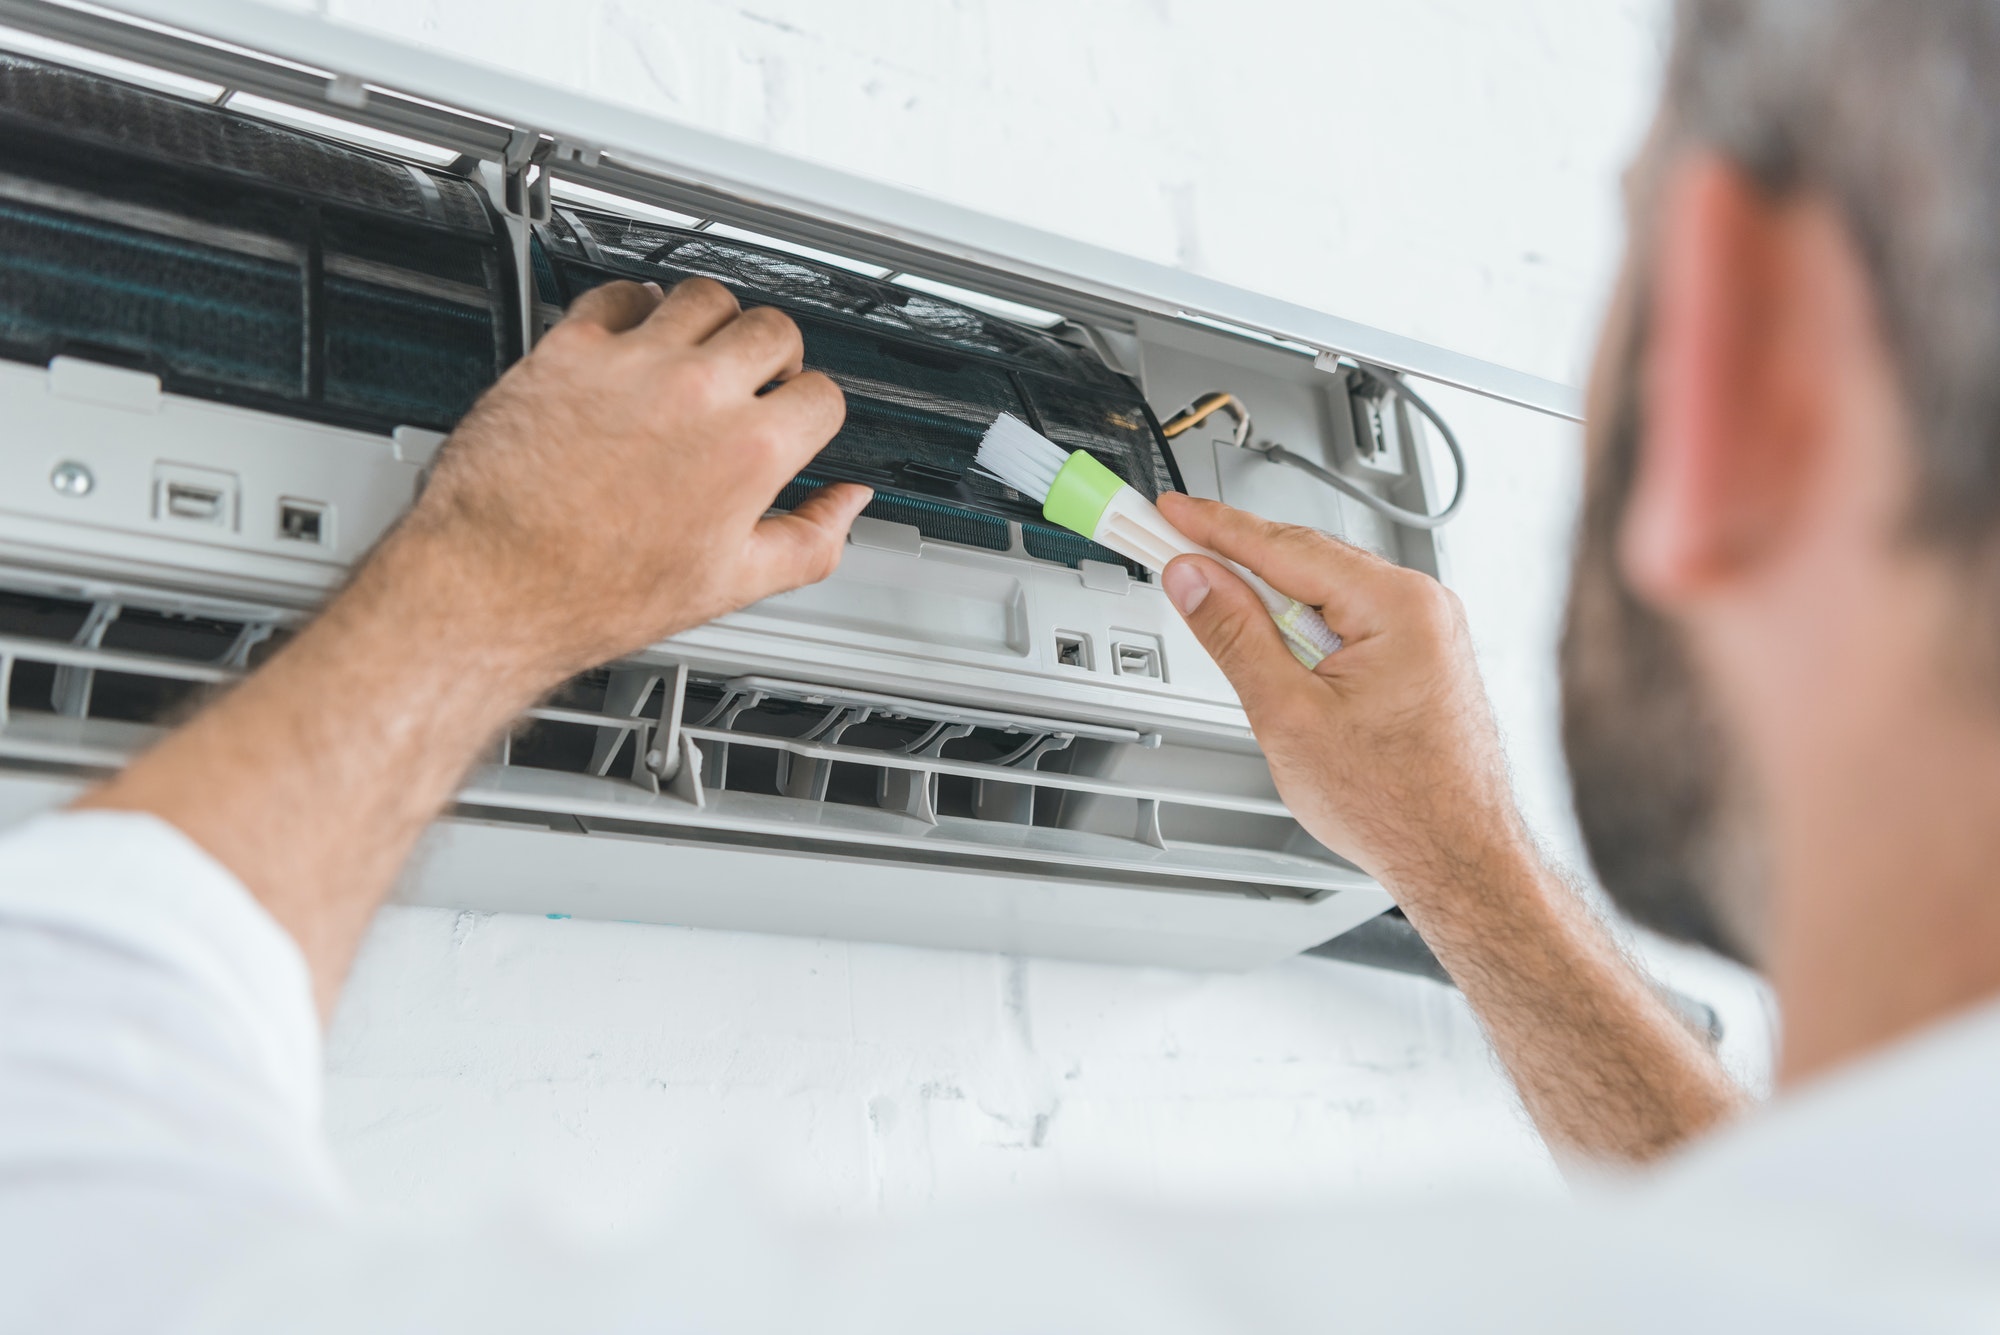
[{"x1": 1561, "y1": 0, "x2": 2000, "y2": 969}]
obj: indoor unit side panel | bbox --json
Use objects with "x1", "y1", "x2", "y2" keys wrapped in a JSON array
[
  {"x1": 1314, "y1": 365, "x2": 1445, "y2": 580},
  {"x1": 1387, "y1": 397, "x2": 1447, "y2": 581},
  {"x1": 1138, "y1": 340, "x2": 1402, "y2": 560}
]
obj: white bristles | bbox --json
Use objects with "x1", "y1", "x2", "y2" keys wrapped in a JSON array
[{"x1": 974, "y1": 412, "x2": 1070, "y2": 502}]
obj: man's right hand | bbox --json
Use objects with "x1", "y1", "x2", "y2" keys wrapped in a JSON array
[
  {"x1": 1155, "y1": 492, "x2": 1533, "y2": 902},
  {"x1": 1157, "y1": 492, "x2": 1744, "y2": 1163}
]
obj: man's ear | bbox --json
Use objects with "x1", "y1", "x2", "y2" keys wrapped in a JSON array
[{"x1": 1621, "y1": 154, "x2": 1826, "y2": 607}]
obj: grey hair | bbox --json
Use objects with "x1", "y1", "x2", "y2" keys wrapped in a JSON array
[{"x1": 1665, "y1": 0, "x2": 2000, "y2": 542}]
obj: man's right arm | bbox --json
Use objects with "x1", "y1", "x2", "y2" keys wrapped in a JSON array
[{"x1": 1156, "y1": 493, "x2": 1745, "y2": 1165}]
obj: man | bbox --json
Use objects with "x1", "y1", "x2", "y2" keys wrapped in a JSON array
[{"x1": 4, "y1": 0, "x2": 1998, "y2": 1327}]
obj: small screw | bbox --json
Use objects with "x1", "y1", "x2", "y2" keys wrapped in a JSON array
[
  {"x1": 645, "y1": 749, "x2": 664, "y2": 769},
  {"x1": 49, "y1": 461, "x2": 94, "y2": 497}
]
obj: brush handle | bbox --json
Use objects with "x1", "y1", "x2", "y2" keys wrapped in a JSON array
[{"x1": 1092, "y1": 489, "x2": 1343, "y2": 669}]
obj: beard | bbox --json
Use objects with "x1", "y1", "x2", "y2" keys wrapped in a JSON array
[{"x1": 1558, "y1": 301, "x2": 1765, "y2": 968}]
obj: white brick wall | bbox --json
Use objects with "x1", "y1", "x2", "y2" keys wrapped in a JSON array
[{"x1": 279, "y1": 0, "x2": 1774, "y2": 1225}]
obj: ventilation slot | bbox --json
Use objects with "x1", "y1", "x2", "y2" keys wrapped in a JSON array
[{"x1": 0, "y1": 581, "x2": 1352, "y2": 901}]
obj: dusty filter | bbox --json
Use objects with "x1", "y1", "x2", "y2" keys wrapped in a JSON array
[
  {"x1": 535, "y1": 209, "x2": 1185, "y2": 571},
  {"x1": 0, "y1": 54, "x2": 510, "y2": 431}
]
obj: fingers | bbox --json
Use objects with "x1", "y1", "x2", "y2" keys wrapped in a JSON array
[
  {"x1": 751, "y1": 370, "x2": 847, "y2": 472},
  {"x1": 561, "y1": 277, "x2": 742, "y2": 348},
  {"x1": 740, "y1": 483, "x2": 873, "y2": 596},
  {"x1": 1162, "y1": 554, "x2": 1311, "y2": 720},
  {"x1": 574, "y1": 277, "x2": 823, "y2": 437},
  {"x1": 561, "y1": 279, "x2": 663, "y2": 334},
  {"x1": 639, "y1": 276, "x2": 743, "y2": 346},
  {"x1": 701, "y1": 305, "x2": 807, "y2": 394},
  {"x1": 631, "y1": 278, "x2": 814, "y2": 402},
  {"x1": 1158, "y1": 492, "x2": 1403, "y2": 637}
]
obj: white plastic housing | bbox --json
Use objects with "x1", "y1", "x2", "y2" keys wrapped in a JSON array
[{"x1": 0, "y1": 0, "x2": 1476, "y2": 970}]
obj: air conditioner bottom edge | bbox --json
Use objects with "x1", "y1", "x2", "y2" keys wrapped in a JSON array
[{"x1": 0, "y1": 769, "x2": 1392, "y2": 972}]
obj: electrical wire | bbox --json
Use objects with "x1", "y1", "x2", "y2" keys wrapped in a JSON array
[
  {"x1": 1159, "y1": 370, "x2": 1467, "y2": 529},
  {"x1": 1253, "y1": 364, "x2": 1465, "y2": 530}
]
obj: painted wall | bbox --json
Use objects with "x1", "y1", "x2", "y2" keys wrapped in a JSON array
[{"x1": 256, "y1": 0, "x2": 1776, "y2": 1225}]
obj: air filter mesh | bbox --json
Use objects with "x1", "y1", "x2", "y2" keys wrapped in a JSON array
[
  {"x1": 0, "y1": 199, "x2": 300, "y2": 394},
  {"x1": 0, "y1": 55, "x2": 488, "y2": 230},
  {"x1": 542, "y1": 208, "x2": 1177, "y2": 570},
  {"x1": 0, "y1": 54, "x2": 507, "y2": 430}
]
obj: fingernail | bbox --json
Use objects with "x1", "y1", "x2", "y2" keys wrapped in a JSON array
[
  {"x1": 643, "y1": 280, "x2": 664, "y2": 296},
  {"x1": 1162, "y1": 560, "x2": 1209, "y2": 615}
]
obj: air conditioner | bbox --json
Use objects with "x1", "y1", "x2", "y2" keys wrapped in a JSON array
[{"x1": 0, "y1": 0, "x2": 1576, "y2": 971}]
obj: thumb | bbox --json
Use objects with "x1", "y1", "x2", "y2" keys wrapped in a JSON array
[
  {"x1": 1162, "y1": 555, "x2": 1306, "y2": 716},
  {"x1": 739, "y1": 483, "x2": 873, "y2": 597}
]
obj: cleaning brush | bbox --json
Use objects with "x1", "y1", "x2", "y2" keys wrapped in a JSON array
[{"x1": 976, "y1": 413, "x2": 1342, "y2": 668}]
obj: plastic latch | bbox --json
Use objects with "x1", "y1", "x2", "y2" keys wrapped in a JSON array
[
  {"x1": 391, "y1": 426, "x2": 448, "y2": 467},
  {"x1": 1076, "y1": 559, "x2": 1130, "y2": 594},
  {"x1": 47, "y1": 357, "x2": 161, "y2": 413},
  {"x1": 848, "y1": 516, "x2": 924, "y2": 556}
]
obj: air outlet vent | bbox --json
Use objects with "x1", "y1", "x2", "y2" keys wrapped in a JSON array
[{"x1": 0, "y1": 577, "x2": 1358, "y2": 901}]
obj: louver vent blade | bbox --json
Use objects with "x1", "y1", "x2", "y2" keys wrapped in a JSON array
[{"x1": 0, "y1": 579, "x2": 1354, "y2": 901}]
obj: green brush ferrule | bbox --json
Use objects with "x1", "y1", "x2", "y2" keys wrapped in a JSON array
[{"x1": 1042, "y1": 449, "x2": 1129, "y2": 539}]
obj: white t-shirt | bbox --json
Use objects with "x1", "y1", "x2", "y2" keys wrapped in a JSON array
[{"x1": 2, "y1": 810, "x2": 1996, "y2": 1333}]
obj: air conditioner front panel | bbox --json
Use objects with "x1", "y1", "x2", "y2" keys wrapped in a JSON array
[{"x1": 0, "y1": 7, "x2": 1446, "y2": 969}]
